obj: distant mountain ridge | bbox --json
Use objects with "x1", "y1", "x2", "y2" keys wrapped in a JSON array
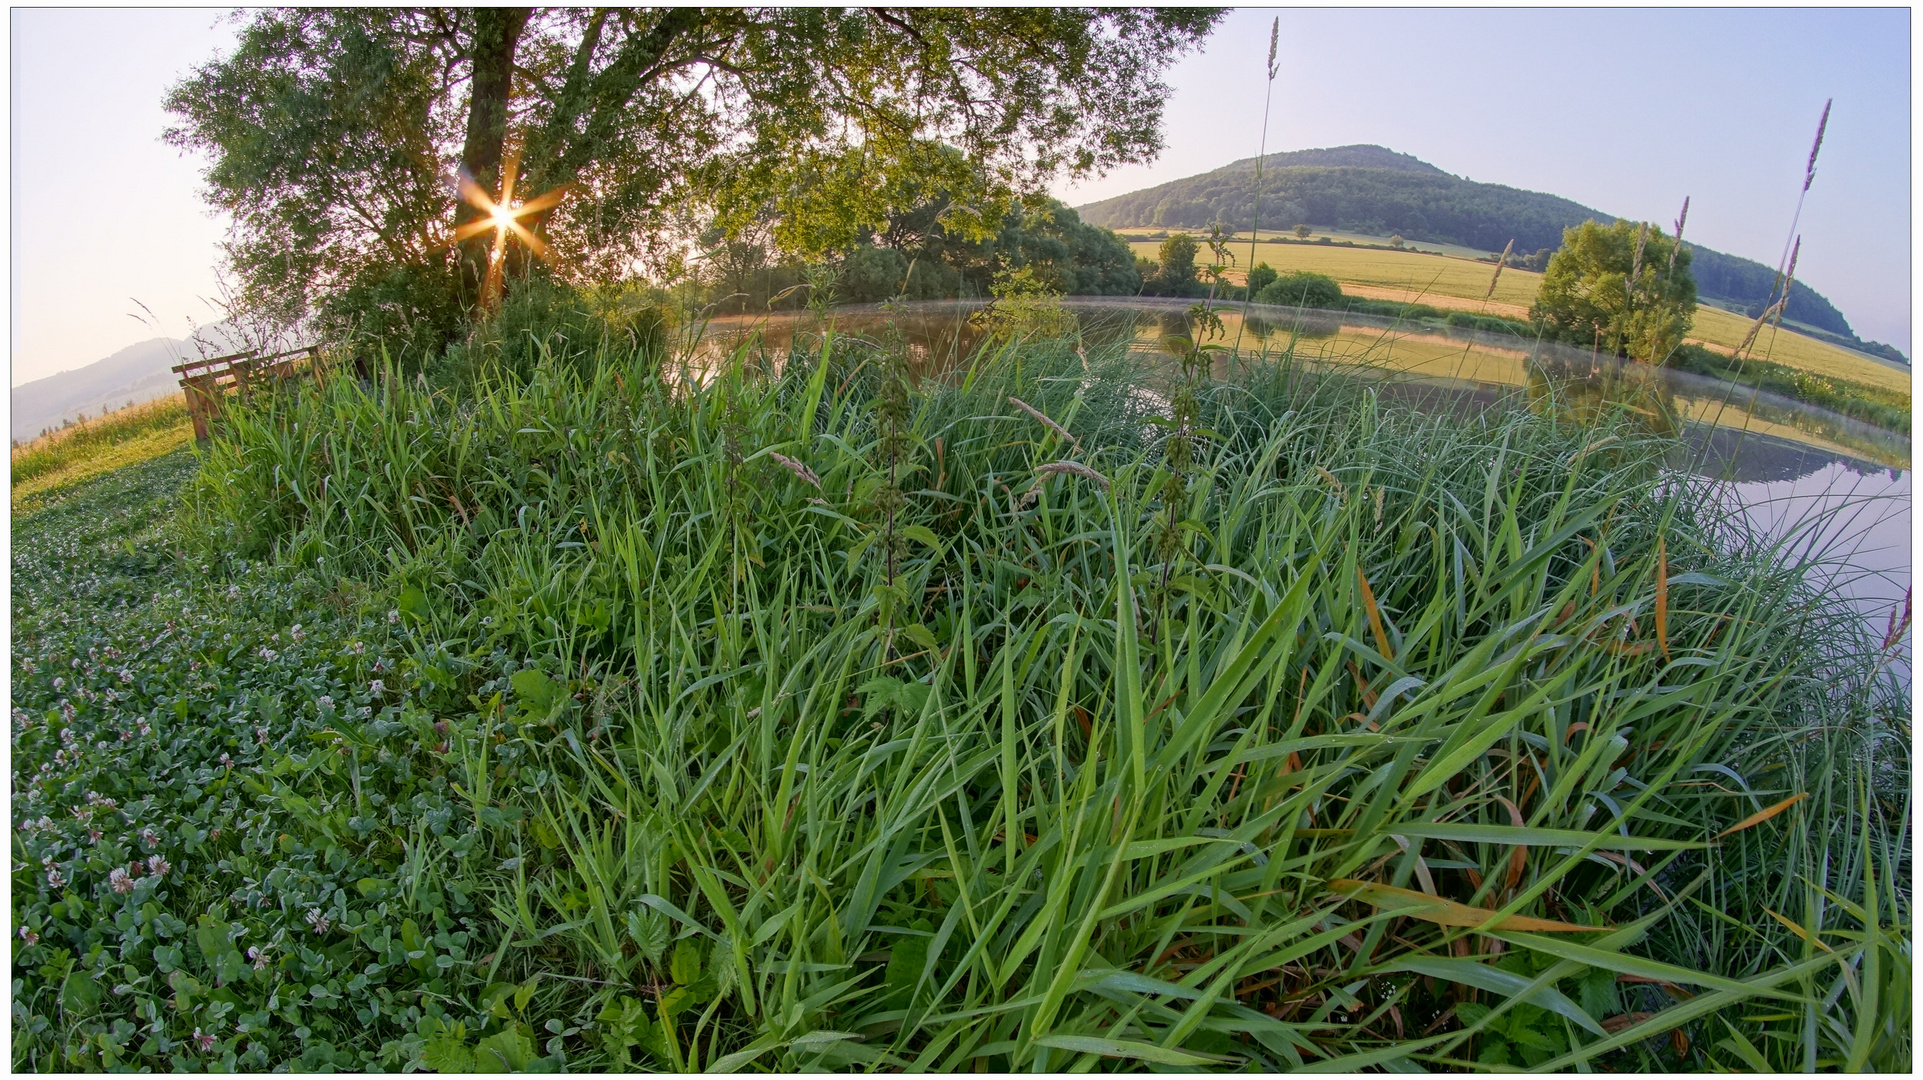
[
  {"x1": 9, "y1": 322, "x2": 270, "y2": 443},
  {"x1": 1076, "y1": 144, "x2": 1883, "y2": 352},
  {"x1": 11, "y1": 338, "x2": 192, "y2": 443}
]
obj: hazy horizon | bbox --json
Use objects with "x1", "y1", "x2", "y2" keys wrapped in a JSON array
[{"x1": 11, "y1": 7, "x2": 1912, "y2": 387}]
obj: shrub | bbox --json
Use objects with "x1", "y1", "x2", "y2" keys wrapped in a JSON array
[{"x1": 1255, "y1": 270, "x2": 1343, "y2": 309}]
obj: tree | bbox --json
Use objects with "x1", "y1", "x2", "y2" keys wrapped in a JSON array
[
  {"x1": 1388, "y1": 234, "x2": 1405, "y2": 249},
  {"x1": 1146, "y1": 233, "x2": 1199, "y2": 296},
  {"x1": 1245, "y1": 262, "x2": 1277, "y2": 297},
  {"x1": 164, "y1": 8, "x2": 1222, "y2": 348},
  {"x1": 1530, "y1": 220, "x2": 1696, "y2": 363},
  {"x1": 1293, "y1": 223, "x2": 1311, "y2": 239}
]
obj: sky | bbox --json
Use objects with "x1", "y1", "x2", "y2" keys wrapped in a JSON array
[
  {"x1": 1055, "y1": 7, "x2": 1912, "y2": 353},
  {"x1": 8, "y1": 7, "x2": 1914, "y2": 387}
]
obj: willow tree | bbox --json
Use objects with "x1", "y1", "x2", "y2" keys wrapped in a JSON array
[{"x1": 164, "y1": 7, "x2": 1220, "y2": 349}]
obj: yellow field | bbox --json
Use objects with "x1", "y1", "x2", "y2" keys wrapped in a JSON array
[{"x1": 1129, "y1": 237, "x2": 1910, "y2": 400}]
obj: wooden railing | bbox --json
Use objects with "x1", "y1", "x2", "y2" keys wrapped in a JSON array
[{"x1": 175, "y1": 346, "x2": 322, "y2": 444}]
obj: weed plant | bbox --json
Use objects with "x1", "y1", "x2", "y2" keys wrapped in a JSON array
[{"x1": 13, "y1": 310, "x2": 1908, "y2": 1070}]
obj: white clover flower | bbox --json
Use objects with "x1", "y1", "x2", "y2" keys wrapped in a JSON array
[
  {"x1": 118, "y1": 669, "x2": 133, "y2": 685},
  {"x1": 18, "y1": 926, "x2": 38, "y2": 946},
  {"x1": 52, "y1": 677, "x2": 65, "y2": 691},
  {"x1": 226, "y1": 585, "x2": 241, "y2": 600},
  {"x1": 387, "y1": 609, "x2": 400, "y2": 625},
  {"x1": 148, "y1": 855, "x2": 170, "y2": 878},
  {"x1": 60, "y1": 702, "x2": 75, "y2": 723},
  {"x1": 109, "y1": 867, "x2": 134, "y2": 894},
  {"x1": 59, "y1": 727, "x2": 75, "y2": 747},
  {"x1": 247, "y1": 945, "x2": 268, "y2": 970},
  {"x1": 305, "y1": 909, "x2": 330, "y2": 934},
  {"x1": 45, "y1": 868, "x2": 65, "y2": 889},
  {"x1": 369, "y1": 680, "x2": 385, "y2": 695},
  {"x1": 140, "y1": 828, "x2": 160, "y2": 849},
  {"x1": 317, "y1": 696, "x2": 334, "y2": 710},
  {"x1": 350, "y1": 641, "x2": 365, "y2": 656},
  {"x1": 289, "y1": 624, "x2": 305, "y2": 643},
  {"x1": 194, "y1": 1028, "x2": 216, "y2": 1051},
  {"x1": 257, "y1": 647, "x2": 278, "y2": 662},
  {"x1": 218, "y1": 753, "x2": 234, "y2": 768}
]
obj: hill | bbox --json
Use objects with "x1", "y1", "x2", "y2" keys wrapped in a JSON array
[
  {"x1": 10, "y1": 337, "x2": 192, "y2": 444},
  {"x1": 1077, "y1": 144, "x2": 1889, "y2": 354}
]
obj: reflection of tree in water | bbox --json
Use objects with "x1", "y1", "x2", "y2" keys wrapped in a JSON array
[{"x1": 1524, "y1": 350, "x2": 1679, "y2": 440}]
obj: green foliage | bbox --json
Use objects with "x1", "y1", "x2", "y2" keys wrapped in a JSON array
[
  {"x1": 166, "y1": 9, "x2": 1219, "y2": 335},
  {"x1": 1245, "y1": 262, "x2": 1278, "y2": 297},
  {"x1": 1532, "y1": 220, "x2": 1697, "y2": 363},
  {"x1": 1143, "y1": 233, "x2": 1202, "y2": 297},
  {"x1": 1254, "y1": 270, "x2": 1344, "y2": 310},
  {"x1": 14, "y1": 304, "x2": 1909, "y2": 1071}
]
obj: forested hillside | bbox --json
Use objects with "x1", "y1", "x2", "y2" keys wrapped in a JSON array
[{"x1": 1077, "y1": 145, "x2": 1874, "y2": 348}]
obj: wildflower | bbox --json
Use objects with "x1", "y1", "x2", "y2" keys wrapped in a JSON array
[
  {"x1": 52, "y1": 677, "x2": 65, "y2": 692},
  {"x1": 289, "y1": 624, "x2": 305, "y2": 643},
  {"x1": 60, "y1": 701, "x2": 75, "y2": 723},
  {"x1": 60, "y1": 727, "x2": 75, "y2": 747},
  {"x1": 118, "y1": 668, "x2": 133, "y2": 685},
  {"x1": 226, "y1": 585, "x2": 241, "y2": 600},
  {"x1": 369, "y1": 680, "x2": 385, "y2": 696},
  {"x1": 148, "y1": 855, "x2": 170, "y2": 877},
  {"x1": 18, "y1": 927, "x2": 38, "y2": 946},
  {"x1": 194, "y1": 1028, "x2": 216, "y2": 1052},
  {"x1": 141, "y1": 828, "x2": 161, "y2": 849},
  {"x1": 138, "y1": 722, "x2": 152, "y2": 738},
  {"x1": 109, "y1": 867, "x2": 134, "y2": 894},
  {"x1": 218, "y1": 753, "x2": 234, "y2": 768},
  {"x1": 70, "y1": 658, "x2": 80, "y2": 669},
  {"x1": 89, "y1": 829, "x2": 102, "y2": 843},
  {"x1": 317, "y1": 696, "x2": 334, "y2": 710},
  {"x1": 351, "y1": 641, "x2": 366, "y2": 656},
  {"x1": 45, "y1": 868, "x2": 65, "y2": 889},
  {"x1": 387, "y1": 609, "x2": 400, "y2": 625},
  {"x1": 305, "y1": 909, "x2": 330, "y2": 934},
  {"x1": 257, "y1": 647, "x2": 278, "y2": 662},
  {"x1": 256, "y1": 726, "x2": 270, "y2": 745},
  {"x1": 247, "y1": 945, "x2": 268, "y2": 971}
]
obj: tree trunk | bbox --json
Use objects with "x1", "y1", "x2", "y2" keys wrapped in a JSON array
[{"x1": 456, "y1": 7, "x2": 531, "y2": 310}]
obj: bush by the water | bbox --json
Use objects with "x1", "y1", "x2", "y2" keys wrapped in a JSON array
[
  {"x1": 1253, "y1": 270, "x2": 1344, "y2": 310},
  {"x1": 12, "y1": 301, "x2": 1908, "y2": 1071}
]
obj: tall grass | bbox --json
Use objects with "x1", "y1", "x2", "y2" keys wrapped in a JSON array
[{"x1": 180, "y1": 314, "x2": 1906, "y2": 1070}]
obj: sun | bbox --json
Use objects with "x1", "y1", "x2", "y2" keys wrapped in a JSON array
[{"x1": 447, "y1": 147, "x2": 568, "y2": 306}]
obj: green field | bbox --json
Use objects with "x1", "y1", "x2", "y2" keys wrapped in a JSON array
[{"x1": 1126, "y1": 234, "x2": 1911, "y2": 400}]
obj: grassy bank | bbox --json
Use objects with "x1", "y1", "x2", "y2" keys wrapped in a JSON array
[
  {"x1": 10, "y1": 395, "x2": 194, "y2": 513},
  {"x1": 12, "y1": 317, "x2": 1908, "y2": 1070},
  {"x1": 1123, "y1": 236, "x2": 1910, "y2": 398}
]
